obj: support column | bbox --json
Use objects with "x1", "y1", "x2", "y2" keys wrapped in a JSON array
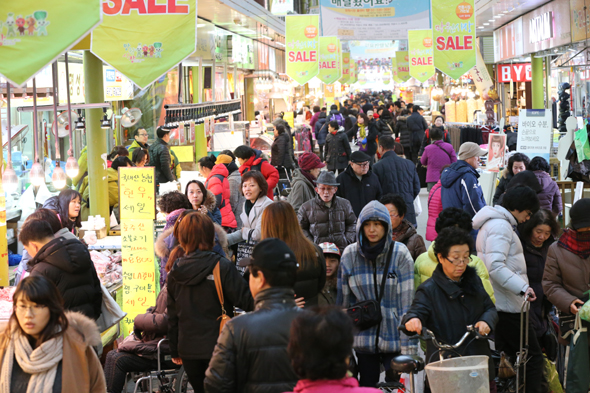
[
  {"x1": 245, "y1": 77, "x2": 255, "y2": 121},
  {"x1": 84, "y1": 51, "x2": 110, "y2": 228},
  {"x1": 531, "y1": 55, "x2": 544, "y2": 109},
  {"x1": 191, "y1": 65, "x2": 200, "y2": 103},
  {"x1": 545, "y1": 58, "x2": 551, "y2": 108}
]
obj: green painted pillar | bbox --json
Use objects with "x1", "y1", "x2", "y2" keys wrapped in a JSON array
[
  {"x1": 545, "y1": 58, "x2": 551, "y2": 108},
  {"x1": 531, "y1": 55, "x2": 544, "y2": 109},
  {"x1": 245, "y1": 77, "x2": 255, "y2": 121},
  {"x1": 195, "y1": 123, "x2": 207, "y2": 161},
  {"x1": 83, "y1": 51, "x2": 110, "y2": 228}
]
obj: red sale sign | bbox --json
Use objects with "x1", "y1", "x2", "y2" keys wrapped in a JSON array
[{"x1": 496, "y1": 63, "x2": 532, "y2": 83}]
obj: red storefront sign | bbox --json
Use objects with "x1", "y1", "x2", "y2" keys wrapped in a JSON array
[{"x1": 496, "y1": 63, "x2": 532, "y2": 83}]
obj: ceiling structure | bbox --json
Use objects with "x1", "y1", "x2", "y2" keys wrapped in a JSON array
[{"x1": 475, "y1": 0, "x2": 551, "y2": 36}]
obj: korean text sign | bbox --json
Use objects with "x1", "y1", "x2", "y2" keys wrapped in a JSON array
[
  {"x1": 119, "y1": 167, "x2": 156, "y2": 220},
  {"x1": 517, "y1": 109, "x2": 552, "y2": 161},
  {"x1": 286, "y1": 15, "x2": 320, "y2": 86},
  {"x1": 340, "y1": 52, "x2": 351, "y2": 83},
  {"x1": 432, "y1": 0, "x2": 476, "y2": 80},
  {"x1": 318, "y1": 36, "x2": 342, "y2": 84},
  {"x1": 396, "y1": 51, "x2": 410, "y2": 82},
  {"x1": 408, "y1": 29, "x2": 435, "y2": 83}
]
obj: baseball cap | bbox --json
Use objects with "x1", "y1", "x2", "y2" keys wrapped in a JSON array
[
  {"x1": 319, "y1": 242, "x2": 341, "y2": 257},
  {"x1": 237, "y1": 238, "x2": 298, "y2": 270},
  {"x1": 367, "y1": 110, "x2": 374, "y2": 117},
  {"x1": 458, "y1": 142, "x2": 487, "y2": 160}
]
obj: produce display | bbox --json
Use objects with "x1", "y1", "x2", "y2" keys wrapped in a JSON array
[
  {"x1": 445, "y1": 101, "x2": 456, "y2": 122},
  {"x1": 456, "y1": 100, "x2": 467, "y2": 123},
  {"x1": 466, "y1": 98, "x2": 477, "y2": 123},
  {"x1": 0, "y1": 287, "x2": 16, "y2": 320}
]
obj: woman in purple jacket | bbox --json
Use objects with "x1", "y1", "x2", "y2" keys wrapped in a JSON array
[
  {"x1": 529, "y1": 156, "x2": 562, "y2": 217},
  {"x1": 420, "y1": 128, "x2": 457, "y2": 191}
]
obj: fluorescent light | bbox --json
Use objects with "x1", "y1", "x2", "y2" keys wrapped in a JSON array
[
  {"x1": 483, "y1": 22, "x2": 490, "y2": 25},
  {"x1": 478, "y1": 26, "x2": 485, "y2": 29},
  {"x1": 488, "y1": 19, "x2": 494, "y2": 22},
  {"x1": 494, "y1": 15, "x2": 502, "y2": 18},
  {"x1": 197, "y1": 24, "x2": 207, "y2": 27}
]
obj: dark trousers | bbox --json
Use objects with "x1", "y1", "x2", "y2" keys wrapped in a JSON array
[
  {"x1": 356, "y1": 352, "x2": 398, "y2": 387},
  {"x1": 496, "y1": 312, "x2": 544, "y2": 393},
  {"x1": 182, "y1": 358, "x2": 210, "y2": 393},
  {"x1": 319, "y1": 144, "x2": 325, "y2": 161},
  {"x1": 104, "y1": 350, "x2": 157, "y2": 393}
]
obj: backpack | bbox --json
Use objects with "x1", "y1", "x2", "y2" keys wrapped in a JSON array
[
  {"x1": 205, "y1": 174, "x2": 227, "y2": 209},
  {"x1": 330, "y1": 113, "x2": 345, "y2": 127},
  {"x1": 425, "y1": 128, "x2": 448, "y2": 140}
]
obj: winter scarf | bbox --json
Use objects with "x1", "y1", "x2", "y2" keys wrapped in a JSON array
[
  {"x1": 164, "y1": 208, "x2": 186, "y2": 231},
  {"x1": 360, "y1": 234, "x2": 387, "y2": 261},
  {"x1": 300, "y1": 169, "x2": 317, "y2": 185},
  {"x1": 391, "y1": 220, "x2": 410, "y2": 242},
  {"x1": 0, "y1": 326, "x2": 64, "y2": 393},
  {"x1": 558, "y1": 228, "x2": 590, "y2": 259},
  {"x1": 358, "y1": 124, "x2": 367, "y2": 151}
]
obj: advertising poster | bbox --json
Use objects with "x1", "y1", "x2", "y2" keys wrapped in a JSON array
[
  {"x1": 339, "y1": 52, "x2": 351, "y2": 83},
  {"x1": 320, "y1": 0, "x2": 430, "y2": 40},
  {"x1": 92, "y1": 0, "x2": 197, "y2": 89},
  {"x1": 432, "y1": 0, "x2": 476, "y2": 80},
  {"x1": 517, "y1": 109, "x2": 552, "y2": 161},
  {"x1": 396, "y1": 51, "x2": 411, "y2": 82},
  {"x1": 0, "y1": 0, "x2": 102, "y2": 86},
  {"x1": 408, "y1": 29, "x2": 435, "y2": 83},
  {"x1": 391, "y1": 57, "x2": 402, "y2": 82},
  {"x1": 103, "y1": 66, "x2": 135, "y2": 101},
  {"x1": 318, "y1": 36, "x2": 342, "y2": 84},
  {"x1": 486, "y1": 133, "x2": 506, "y2": 172},
  {"x1": 286, "y1": 15, "x2": 320, "y2": 86},
  {"x1": 472, "y1": 44, "x2": 496, "y2": 100},
  {"x1": 350, "y1": 61, "x2": 358, "y2": 83}
]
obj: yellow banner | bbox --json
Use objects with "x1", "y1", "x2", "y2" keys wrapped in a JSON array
[
  {"x1": 119, "y1": 167, "x2": 156, "y2": 220},
  {"x1": 396, "y1": 51, "x2": 411, "y2": 82}
]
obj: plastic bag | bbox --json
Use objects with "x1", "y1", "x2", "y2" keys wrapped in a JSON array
[
  {"x1": 578, "y1": 299, "x2": 590, "y2": 322},
  {"x1": 498, "y1": 351, "x2": 516, "y2": 379},
  {"x1": 574, "y1": 125, "x2": 590, "y2": 162},
  {"x1": 543, "y1": 355, "x2": 563, "y2": 393}
]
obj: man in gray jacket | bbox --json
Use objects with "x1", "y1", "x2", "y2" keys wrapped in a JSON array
[{"x1": 472, "y1": 185, "x2": 542, "y2": 393}]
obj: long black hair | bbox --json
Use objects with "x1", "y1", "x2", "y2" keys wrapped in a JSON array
[
  {"x1": 57, "y1": 189, "x2": 82, "y2": 231},
  {"x1": 185, "y1": 180, "x2": 208, "y2": 208}
]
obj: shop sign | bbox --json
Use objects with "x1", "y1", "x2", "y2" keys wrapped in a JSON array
[
  {"x1": 522, "y1": 0, "x2": 571, "y2": 54},
  {"x1": 0, "y1": 0, "x2": 102, "y2": 86},
  {"x1": 103, "y1": 66, "x2": 134, "y2": 101},
  {"x1": 529, "y1": 12, "x2": 553, "y2": 43},
  {"x1": 396, "y1": 51, "x2": 411, "y2": 82},
  {"x1": 285, "y1": 15, "x2": 319, "y2": 85},
  {"x1": 496, "y1": 63, "x2": 532, "y2": 83},
  {"x1": 571, "y1": 0, "x2": 590, "y2": 42},
  {"x1": 195, "y1": 21, "x2": 214, "y2": 60},
  {"x1": 319, "y1": 0, "x2": 430, "y2": 40},
  {"x1": 318, "y1": 37, "x2": 342, "y2": 84},
  {"x1": 340, "y1": 52, "x2": 350, "y2": 83},
  {"x1": 517, "y1": 109, "x2": 552, "y2": 161},
  {"x1": 271, "y1": 0, "x2": 293, "y2": 15},
  {"x1": 230, "y1": 35, "x2": 255, "y2": 69},
  {"x1": 493, "y1": 18, "x2": 524, "y2": 62},
  {"x1": 432, "y1": 0, "x2": 476, "y2": 80},
  {"x1": 91, "y1": 0, "x2": 197, "y2": 89},
  {"x1": 408, "y1": 29, "x2": 435, "y2": 83},
  {"x1": 59, "y1": 62, "x2": 86, "y2": 104}
]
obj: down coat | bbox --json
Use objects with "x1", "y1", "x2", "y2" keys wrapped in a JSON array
[
  {"x1": 226, "y1": 196, "x2": 274, "y2": 246},
  {"x1": 533, "y1": 170, "x2": 562, "y2": 216},
  {"x1": 325, "y1": 128, "x2": 352, "y2": 172},
  {"x1": 205, "y1": 164, "x2": 237, "y2": 228},
  {"x1": 473, "y1": 205, "x2": 530, "y2": 313},
  {"x1": 287, "y1": 169, "x2": 316, "y2": 214},
  {"x1": 238, "y1": 149, "x2": 279, "y2": 199},
  {"x1": 440, "y1": 160, "x2": 486, "y2": 219},
  {"x1": 425, "y1": 181, "x2": 443, "y2": 241},
  {"x1": 298, "y1": 195, "x2": 357, "y2": 253}
]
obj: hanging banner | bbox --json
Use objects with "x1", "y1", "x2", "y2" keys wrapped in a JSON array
[
  {"x1": 408, "y1": 29, "x2": 435, "y2": 83},
  {"x1": 350, "y1": 61, "x2": 358, "y2": 84},
  {"x1": 339, "y1": 52, "x2": 350, "y2": 83},
  {"x1": 286, "y1": 15, "x2": 320, "y2": 86},
  {"x1": 472, "y1": 44, "x2": 496, "y2": 100},
  {"x1": 396, "y1": 51, "x2": 411, "y2": 82},
  {"x1": 433, "y1": 0, "x2": 476, "y2": 80},
  {"x1": 119, "y1": 167, "x2": 156, "y2": 220},
  {"x1": 318, "y1": 37, "x2": 342, "y2": 84},
  {"x1": 319, "y1": 0, "x2": 430, "y2": 40},
  {"x1": 0, "y1": 0, "x2": 102, "y2": 86},
  {"x1": 91, "y1": 0, "x2": 197, "y2": 89},
  {"x1": 391, "y1": 57, "x2": 402, "y2": 83}
]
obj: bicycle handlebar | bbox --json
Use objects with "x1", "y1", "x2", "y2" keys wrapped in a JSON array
[{"x1": 401, "y1": 325, "x2": 485, "y2": 350}]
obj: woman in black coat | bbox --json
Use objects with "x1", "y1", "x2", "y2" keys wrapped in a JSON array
[
  {"x1": 395, "y1": 109, "x2": 412, "y2": 156},
  {"x1": 401, "y1": 227, "x2": 498, "y2": 385},
  {"x1": 325, "y1": 120, "x2": 352, "y2": 175},
  {"x1": 492, "y1": 152, "x2": 529, "y2": 205},
  {"x1": 167, "y1": 211, "x2": 254, "y2": 392},
  {"x1": 271, "y1": 124, "x2": 294, "y2": 170}
]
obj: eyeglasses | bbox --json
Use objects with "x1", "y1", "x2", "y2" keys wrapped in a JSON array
[
  {"x1": 138, "y1": 133, "x2": 148, "y2": 137},
  {"x1": 318, "y1": 186, "x2": 336, "y2": 193},
  {"x1": 352, "y1": 162, "x2": 370, "y2": 168},
  {"x1": 16, "y1": 304, "x2": 47, "y2": 314},
  {"x1": 446, "y1": 256, "x2": 472, "y2": 266}
]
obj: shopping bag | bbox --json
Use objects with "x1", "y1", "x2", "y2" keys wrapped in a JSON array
[
  {"x1": 564, "y1": 313, "x2": 590, "y2": 393},
  {"x1": 542, "y1": 355, "x2": 563, "y2": 393},
  {"x1": 96, "y1": 283, "x2": 127, "y2": 333},
  {"x1": 414, "y1": 195, "x2": 422, "y2": 217},
  {"x1": 235, "y1": 230, "x2": 256, "y2": 276},
  {"x1": 574, "y1": 125, "x2": 590, "y2": 162}
]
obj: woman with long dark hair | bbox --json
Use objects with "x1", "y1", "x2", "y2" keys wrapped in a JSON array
[
  {"x1": 167, "y1": 212, "x2": 253, "y2": 392},
  {"x1": 42, "y1": 189, "x2": 82, "y2": 234},
  {"x1": 0, "y1": 276, "x2": 105, "y2": 392},
  {"x1": 261, "y1": 201, "x2": 326, "y2": 307},
  {"x1": 492, "y1": 152, "x2": 529, "y2": 205},
  {"x1": 185, "y1": 180, "x2": 222, "y2": 225}
]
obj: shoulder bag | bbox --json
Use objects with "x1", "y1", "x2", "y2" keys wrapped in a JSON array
[
  {"x1": 346, "y1": 246, "x2": 394, "y2": 331},
  {"x1": 236, "y1": 230, "x2": 255, "y2": 276},
  {"x1": 96, "y1": 282, "x2": 127, "y2": 333},
  {"x1": 213, "y1": 262, "x2": 231, "y2": 334}
]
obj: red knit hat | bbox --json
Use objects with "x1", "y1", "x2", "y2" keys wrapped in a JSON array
[{"x1": 298, "y1": 153, "x2": 325, "y2": 171}]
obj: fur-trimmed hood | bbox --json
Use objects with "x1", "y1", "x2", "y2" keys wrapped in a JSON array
[
  {"x1": 155, "y1": 223, "x2": 229, "y2": 259},
  {"x1": 64, "y1": 311, "x2": 102, "y2": 348},
  {"x1": 203, "y1": 189, "x2": 217, "y2": 212}
]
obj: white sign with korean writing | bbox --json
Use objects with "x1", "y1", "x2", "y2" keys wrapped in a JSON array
[{"x1": 516, "y1": 109, "x2": 552, "y2": 161}]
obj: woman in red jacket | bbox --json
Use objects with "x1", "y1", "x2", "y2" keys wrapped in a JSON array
[
  {"x1": 234, "y1": 146, "x2": 279, "y2": 200},
  {"x1": 198, "y1": 155, "x2": 238, "y2": 232}
]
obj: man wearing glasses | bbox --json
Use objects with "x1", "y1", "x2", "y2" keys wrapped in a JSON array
[
  {"x1": 128, "y1": 128, "x2": 149, "y2": 156},
  {"x1": 336, "y1": 151, "x2": 382, "y2": 217},
  {"x1": 298, "y1": 171, "x2": 357, "y2": 253}
]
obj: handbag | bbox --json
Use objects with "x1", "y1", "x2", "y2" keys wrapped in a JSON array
[
  {"x1": 564, "y1": 313, "x2": 590, "y2": 393},
  {"x1": 213, "y1": 262, "x2": 231, "y2": 334},
  {"x1": 96, "y1": 282, "x2": 127, "y2": 333},
  {"x1": 236, "y1": 230, "x2": 256, "y2": 275},
  {"x1": 346, "y1": 246, "x2": 393, "y2": 331},
  {"x1": 414, "y1": 195, "x2": 422, "y2": 217}
]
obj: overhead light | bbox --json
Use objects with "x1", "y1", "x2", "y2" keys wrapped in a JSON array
[
  {"x1": 65, "y1": 156, "x2": 79, "y2": 179},
  {"x1": 494, "y1": 15, "x2": 502, "y2": 18},
  {"x1": 483, "y1": 23, "x2": 490, "y2": 25},
  {"x1": 100, "y1": 108, "x2": 110, "y2": 130},
  {"x1": 2, "y1": 167, "x2": 19, "y2": 194},
  {"x1": 51, "y1": 163, "x2": 67, "y2": 190},
  {"x1": 30, "y1": 162, "x2": 45, "y2": 187},
  {"x1": 75, "y1": 109, "x2": 85, "y2": 130},
  {"x1": 488, "y1": 19, "x2": 494, "y2": 22},
  {"x1": 478, "y1": 26, "x2": 485, "y2": 29},
  {"x1": 196, "y1": 24, "x2": 207, "y2": 28}
]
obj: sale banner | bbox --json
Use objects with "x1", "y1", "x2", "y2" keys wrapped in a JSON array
[
  {"x1": 0, "y1": 0, "x2": 102, "y2": 86},
  {"x1": 318, "y1": 36, "x2": 341, "y2": 84},
  {"x1": 339, "y1": 52, "x2": 351, "y2": 83},
  {"x1": 433, "y1": 0, "x2": 476, "y2": 80},
  {"x1": 286, "y1": 15, "x2": 319, "y2": 86},
  {"x1": 391, "y1": 57, "x2": 402, "y2": 83},
  {"x1": 92, "y1": 0, "x2": 197, "y2": 89},
  {"x1": 350, "y1": 61, "x2": 358, "y2": 84},
  {"x1": 396, "y1": 51, "x2": 411, "y2": 83},
  {"x1": 408, "y1": 29, "x2": 435, "y2": 83}
]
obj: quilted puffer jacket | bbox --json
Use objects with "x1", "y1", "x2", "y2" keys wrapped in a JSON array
[
  {"x1": 533, "y1": 170, "x2": 562, "y2": 216},
  {"x1": 298, "y1": 195, "x2": 357, "y2": 253},
  {"x1": 205, "y1": 164, "x2": 237, "y2": 228}
]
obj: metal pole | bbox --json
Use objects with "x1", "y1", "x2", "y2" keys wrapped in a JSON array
[
  {"x1": 32, "y1": 79, "x2": 39, "y2": 163},
  {"x1": 65, "y1": 53, "x2": 74, "y2": 157},
  {"x1": 6, "y1": 84, "x2": 11, "y2": 166},
  {"x1": 52, "y1": 62, "x2": 60, "y2": 160}
]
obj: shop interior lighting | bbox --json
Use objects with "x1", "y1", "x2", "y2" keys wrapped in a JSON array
[
  {"x1": 65, "y1": 156, "x2": 79, "y2": 179},
  {"x1": 100, "y1": 108, "x2": 111, "y2": 130},
  {"x1": 494, "y1": 15, "x2": 502, "y2": 18},
  {"x1": 51, "y1": 162, "x2": 67, "y2": 190},
  {"x1": 488, "y1": 19, "x2": 494, "y2": 22},
  {"x1": 75, "y1": 109, "x2": 85, "y2": 130},
  {"x1": 483, "y1": 23, "x2": 490, "y2": 25},
  {"x1": 478, "y1": 26, "x2": 484, "y2": 29},
  {"x1": 30, "y1": 161, "x2": 45, "y2": 187}
]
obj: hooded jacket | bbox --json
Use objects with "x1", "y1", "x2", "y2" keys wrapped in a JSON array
[
  {"x1": 337, "y1": 201, "x2": 417, "y2": 355},
  {"x1": 288, "y1": 169, "x2": 316, "y2": 214},
  {"x1": 0, "y1": 312, "x2": 106, "y2": 392},
  {"x1": 128, "y1": 139, "x2": 149, "y2": 157},
  {"x1": 414, "y1": 242, "x2": 495, "y2": 303},
  {"x1": 533, "y1": 170, "x2": 562, "y2": 215},
  {"x1": 473, "y1": 205, "x2": 529, "y2": 313},
  {"x1": 271, "y1": 131, "x2": 295, "y2": 169},
  {"x1": 373, "y1": 150, "x2": 420, "y2": 227},
  {"x1": 239, "y1": 149, "x2": 279, "y2": 199},
  {"x1": 425, "y1": 181, "x2": 443, "y2": 241},
  {"x1": 395, "y1": 116, "x2": 411, "y2": 149},
  {"x1": 392, "y1": 220, "x2": 426, "y2": 261},
  {"x1": 298, "y1": 195, "x2": 357, "y2": 253},
  {"x1": 406, "y1": 112, "x2": 428, "y2": 148},
  {"x1": 167, "y1": 250, "x2": 254, "y2": 359},
  {"x1": 206, "y1": 164, "x2": 237, "y2": 228},
  {"x1": 336, "y1": 165, "x2": 382, "y2": 218},
  {"x1": 225, "y1": 162, "x2": 245, "y2": 228},
  {"x1": 400, "y1": 265, "x2": 498, "y2": 379},
  {"x1": 29, "y1": 237, "x2": 102, "y2": 320},
  {"x1": 149, "y1": 137, "x2": 176, "y2": 185},
  {"x1": 288, "y1": 377, "x2": 380, "y2": 393},
  {"x1": 204, "y1": 288, "x2": 301, "y2": 393},
  {"x1": 315, "y1": 114, "x2": 328, "y2": 145},
  {"x1": 80, "y1": 167, "x2": 120, "y2": 209},
  {"x1": 420, "y1": 140, "x2": 457, "y2": 183},
  {"x1": 227, "y1": 196, "x2": 274, "y2": 246},
  {"x1": 376, "y1": 113, "x2": 394, "y2": 136},
  {"x1": 325, "y1": 128, "x2": 352, "y2": 171},
  {"x1": 440, "y1": 160, "x2": 486, "y2": 219}
]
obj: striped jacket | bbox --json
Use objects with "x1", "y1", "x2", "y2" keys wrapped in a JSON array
[{"x1": 337, "y1": 201, "x2": 418, "y2": 355}]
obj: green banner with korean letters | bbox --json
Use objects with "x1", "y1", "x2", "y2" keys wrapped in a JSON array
[
  {"x1": 396, "y1": 51, "x2": 411, "y2": 82},
  {"x1": 318, "y1": 36, "x2": 341, "y2": 84},
  {"x1": 408, "y1": 29, "x2": 435, "y2": 83},
  {"x1": 286, "y1": 15, "x2": 320, "y2": 86}
]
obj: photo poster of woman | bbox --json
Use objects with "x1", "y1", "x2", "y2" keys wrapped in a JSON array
[{"x1": 486, "y1": 134, "x2": 507, "y2": 172}]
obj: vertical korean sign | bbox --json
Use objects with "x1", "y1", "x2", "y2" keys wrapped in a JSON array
[
  {"x1": 286, "y1": 15, "x2": 319, "y2": 86},
  {"x1": 91, "y1": 0, "x2": 197, "y2": 89},
  {"x1": 433, "y1": 0, "x2": 476, "y2": 80},
  {"x1": 408, "y1": 30, "x2": 435, "y2": 83},
  {"x1": 119, "y1": 167, "x2": 157, "y2": 337},
  {"x1": 396, "y1": 51, "x2": 411, "y2": 82},
  {"x1": 318, "y1": 37, "x2": 342, "y2": 84},
  {"x1": 340, "y1": 52, "x2": 351, "y2": 83},
  {"x1": 391, "y1": 57, "x2": 402, "y2": 82}
]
